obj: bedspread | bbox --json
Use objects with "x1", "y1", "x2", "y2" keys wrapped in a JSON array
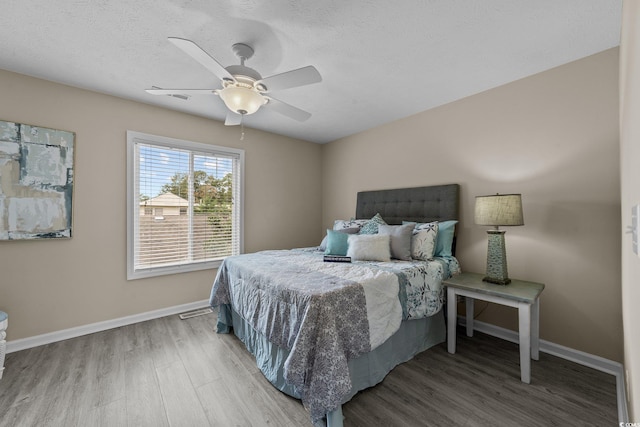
[{"x1": 209, "y1": 248, "x2": 458, "y2": 421}]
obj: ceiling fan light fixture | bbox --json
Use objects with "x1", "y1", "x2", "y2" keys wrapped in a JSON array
[
  {"x1": 151, "y1": 38, "x2": 320, "y2": 122},
  {"x1": 218, "y1": 85, "x2": 265, "y2": 115}
]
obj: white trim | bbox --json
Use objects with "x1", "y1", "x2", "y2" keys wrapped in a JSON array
[
  {"x1": 6, "y1": 299, "x2": 210, "y2": 354},
  {"x1": 457, "y1": 316, "x2": 629, "y2": 423}
]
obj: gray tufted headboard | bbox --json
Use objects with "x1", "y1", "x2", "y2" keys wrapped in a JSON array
[
  {"x1": 355, "y1": 184, "x2": 460, "y2": 255},
  {"x1": 355, "y1": 184, "x2": 460, "y2": 225}
]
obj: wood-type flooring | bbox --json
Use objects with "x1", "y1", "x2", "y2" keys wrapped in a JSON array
[{"x1": 0, "y1": 310, "x2": 617, "y2": 426}]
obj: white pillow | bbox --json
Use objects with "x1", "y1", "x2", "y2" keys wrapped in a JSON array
[
  {"x1": 409, "y1": 222, "x2": 439, "y2": 261},
  {"x1": 347, "y1": 234, "x2": 391, "y2": 262}
]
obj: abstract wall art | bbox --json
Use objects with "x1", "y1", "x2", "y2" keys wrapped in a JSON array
[{"x1": 0, "y1": 120, "x2": 75, "y2": 240}]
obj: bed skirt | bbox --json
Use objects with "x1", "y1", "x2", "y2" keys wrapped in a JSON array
[{"x1": 219, "y1": 304, "x2": 446, "y2": 426}]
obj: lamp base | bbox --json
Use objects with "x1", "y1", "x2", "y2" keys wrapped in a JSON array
[
  {"x1": 484, "y1": 229, "x2": 510, "y2": 285},
  {"x1": 482, "y1": 276, "x2": 511, "y2": 285}
]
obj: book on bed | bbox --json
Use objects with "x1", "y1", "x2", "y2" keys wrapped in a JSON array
[{"x1": 323, "y1": 255, "x2": 352, "y2": 262}]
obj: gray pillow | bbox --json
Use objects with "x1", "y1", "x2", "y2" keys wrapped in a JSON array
[{"x1": 377, "y1": 223, "x2": 414, "y2": 261}]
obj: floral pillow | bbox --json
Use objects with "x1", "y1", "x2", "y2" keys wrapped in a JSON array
[
  {"x1": 358, "y1": 213, "x2": 387, "y2": 234},
  {"x1": 405, "y1": 221, "x2": 439, "y2": 261},
  {"x1": 333, "y1": 218, "x2": 368, "y2": 231}
]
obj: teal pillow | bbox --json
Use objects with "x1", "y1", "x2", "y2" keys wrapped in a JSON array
[
  {"x1": 325, "y1": 229, "x2": 350, "y2": 256},
  {"x1": 435, "y1": 220, "x2": 458, "y2": 257},
  {"x1": 359, "y1": 213, "x2": 387, "y2": 234}
]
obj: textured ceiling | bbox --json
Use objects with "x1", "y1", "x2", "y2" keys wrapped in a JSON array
[{"x1": 0, "y1": 1, "x2": 621, "y2": 144}]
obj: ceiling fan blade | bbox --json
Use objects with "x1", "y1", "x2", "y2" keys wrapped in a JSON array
[
  {"x1": 260, "y1": 66, "x2": 321, "y2": 92},
  {"x1": 168, "y1": 37, "x2": 234, "y2": 81},
  {"x1": 145, "y1": 89, "x2": 216, "y2": 95},
  {"x1": 224, "y1": 112, "x2": 242, "y2": 126},
  {"x1": 265, "y1": 96, "x2": 312, "y2": 122}
]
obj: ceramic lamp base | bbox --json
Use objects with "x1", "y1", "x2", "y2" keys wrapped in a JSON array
[{"x1": 484, "y1": 230, "x2": 511, "y2": 285}]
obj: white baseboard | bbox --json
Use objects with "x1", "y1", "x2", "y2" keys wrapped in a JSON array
[
  {"x1": 457, "y1": 316, "x2": 629, "y2": 423},
  {"x1": 6, "y1": 299, "x2": 210, "y2": 354}
]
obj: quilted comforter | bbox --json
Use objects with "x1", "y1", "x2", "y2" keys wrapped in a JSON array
[{"x1": 209, "y1": 247, "x2": 459, "y2": 421}]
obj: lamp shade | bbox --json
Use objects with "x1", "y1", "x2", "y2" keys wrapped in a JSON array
[
  {"x1": 474, "y1": 194, "x2": 524, "y2": 227},
  {"x1": 218, "y1": 86, "x2": 266, "y2": 115}
]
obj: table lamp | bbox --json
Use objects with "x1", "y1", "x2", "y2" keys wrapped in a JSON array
[{"x1": 474, "y1": 193, "x2": 524, "y2": 285}]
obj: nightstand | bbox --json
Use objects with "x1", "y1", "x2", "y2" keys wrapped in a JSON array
[{"x1": 443, "y1": 272, "x2": 545, "y2": 383}]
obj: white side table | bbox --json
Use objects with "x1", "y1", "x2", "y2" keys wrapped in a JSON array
[
  {"x1": 443, "y1": 272, "x2": 545, "y2": 384},
  {"x1": 0, "y1": 311, "x2": 7, "y2": 380}
]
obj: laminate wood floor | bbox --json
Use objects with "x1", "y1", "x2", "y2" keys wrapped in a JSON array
[{"x1": 0, "y1": 311, "x2": 617, "y2": 427}]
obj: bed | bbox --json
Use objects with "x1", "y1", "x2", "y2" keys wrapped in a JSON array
[{"x1": 209, "y1": 184, "x2": 460, "y2": 426}]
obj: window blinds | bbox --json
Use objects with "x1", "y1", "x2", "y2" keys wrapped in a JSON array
[{"x1": 128, "y1": 132, "x2": 243, "y2": 279}]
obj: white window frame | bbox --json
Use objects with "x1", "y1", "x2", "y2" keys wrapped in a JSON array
[{"x1": 126, "y1": 131, "x2": 244, "y2": 280}]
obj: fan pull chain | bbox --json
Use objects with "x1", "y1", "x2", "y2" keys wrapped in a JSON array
[{"x1": 240, "y1": 115, "x2": 245, "y2": 141}]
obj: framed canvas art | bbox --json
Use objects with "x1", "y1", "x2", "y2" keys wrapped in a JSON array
[{"x1": 0, "y1": 120, "x2": 75, "y2": 240}]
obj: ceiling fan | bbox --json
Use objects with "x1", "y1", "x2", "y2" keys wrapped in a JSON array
[{"x1": 146, "y1": 37, "x2": 322, "y2": 126}]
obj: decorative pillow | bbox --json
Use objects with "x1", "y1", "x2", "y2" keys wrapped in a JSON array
[
  {"x1": 333, "y1": 218, "x2": 368, "y2": 231},
  {"x1": 378, "y1": 224, "x2": 413, "y2": 261},
  {"x1": 319, "y1": 235, "x2": 328, "y2": 250},
  {"x1": 324, "y1": 229, "x2": 358, "y2": 256},
  {"x1": 358, "y1": 213, "x2": 387, "y2": 235},
  {"x1": 320, "y1": 227, "x2": 359, "y2": 250},
  {"x1": 435, "y1": 220, "x2": 458, "y2": 257},
  {"x1": 404, "y1": 220, "x2": 457, "y2": 257},
  {"x1": 411, "y1": 222, "x2": 439, "y2": 261},
  {"x1": 347, "y1": 234, "x2": 391, "y2": 262}
]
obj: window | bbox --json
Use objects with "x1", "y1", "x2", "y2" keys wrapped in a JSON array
[{"x1": 127, "y1": 131, "x2": 244, "y2": 280}]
